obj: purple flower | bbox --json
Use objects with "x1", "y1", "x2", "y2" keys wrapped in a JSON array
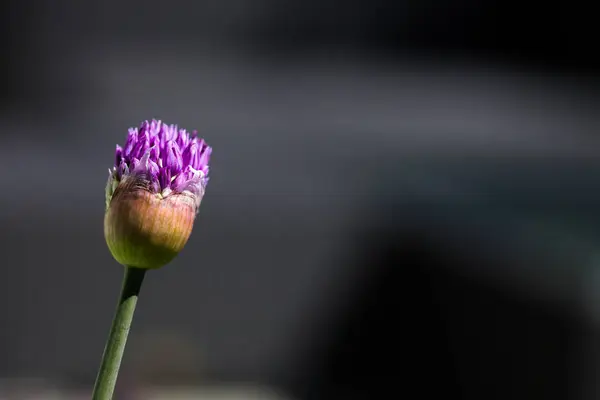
[
  {"x1": 106, "y1": 119, "x2": 212, "y2": 210},
  {"x1": 104, "y1": 119, "x2": 213, "y2": 269}
]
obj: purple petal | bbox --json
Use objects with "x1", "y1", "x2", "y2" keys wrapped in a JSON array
[
  {"x1": 172, "y1": 171, "x2": 188, "y2": 192},
  {"x1": 168, "y1": 125, "x2": 178, "y2": 141},
  {"x1": 182, "y1": 141, "x2": 197, "y2": 168},
  {"x1": 172, "y1": 165, "x2": 202, "y2": 193},
  {"x1": 197, "y1": 146, "x2": 212, "y2": 171},
  {"x1": 150, "y1": 119, "x2": 160, "y2": 132},
  {"x1": 148, "y1": 159, "x2": 160, "y2": 176},
  {"x1": 149, "y1": 145, "x2": 159, "y2": 162},
  {"x1": 165, "y1": 141, "x2": 183, "y2": 175},
  {"x1": 150, "y1": 135, "x2": 160, "y2": 150},
  {"x1": 132, "y1": 137, "x2": 149, "y2": 160},
  {"x1": 158, "y1": 125, "x2": 168, "y2": 148},
  {"x1": 176, "y1": 130, "x2": 187, "y2": 149},
  {"x1": 159, "y1": 168, "x2": 171, "y2": 190},
  {"x1": 129, "y1": 157, "x2": 140, "y2": 172},
  {"x1": 117, "y1": 159, "x2": 129, "y2": 179},
  {"x1": 115, "y1": 145, "x2": 123, "y2": 167},
  {"x1": 123, "y1": 128, "x2": 138, "y2": 158}
]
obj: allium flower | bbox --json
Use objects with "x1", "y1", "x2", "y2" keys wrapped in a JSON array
[{"x1": 104, "y1": 119, "x2": 212, "y2": 269}]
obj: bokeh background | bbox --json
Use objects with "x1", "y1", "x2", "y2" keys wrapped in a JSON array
[{"x1": 0, "y1": 0, "x2": 599, "y2": 399}]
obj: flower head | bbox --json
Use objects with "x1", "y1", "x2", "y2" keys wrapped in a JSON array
[
  {"x1": 104, "y1": 119, "x2": 212, "y2": 269},
  {"x1": 105, "y1": 119, "x2": 211, "y2": 209}
]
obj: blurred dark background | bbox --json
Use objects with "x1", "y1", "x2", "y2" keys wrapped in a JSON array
[{"x1": 1, "y1": 0, "x2": 599, "y2": 399}]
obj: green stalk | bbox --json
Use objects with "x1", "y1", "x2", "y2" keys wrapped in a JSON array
[{"x1": 92, "y1": 266, "x2": 146, "y2": 400}]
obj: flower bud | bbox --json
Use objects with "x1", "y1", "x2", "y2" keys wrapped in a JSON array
[{"x1": 104, "y1": 120, "x2": 212, "y2": 269}]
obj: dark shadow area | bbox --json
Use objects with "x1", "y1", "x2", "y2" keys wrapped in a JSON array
[
  {"x1": 250, "y1": 0, "x2": 597, "y2": 74},
  {"x1": 285, "y1": 214, "x2": 583, "y2": 400}
]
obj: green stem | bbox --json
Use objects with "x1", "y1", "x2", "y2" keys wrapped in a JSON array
[{"x1": 92, "y1": 266, "x2": 146, "y2": 400}]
